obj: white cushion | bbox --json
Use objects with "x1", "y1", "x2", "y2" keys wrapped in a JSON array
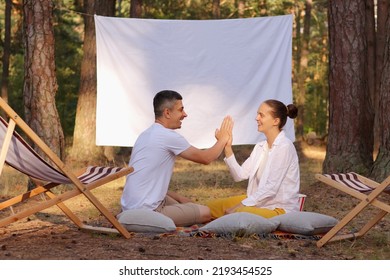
[
  {"x1": 200, "y1": 212, "x2": 280, "y2": 236},
  {"x1": 117, "y1": 209, "x2": 176, "y2": 233},
  {"x1": 270, "y1": 211, "x2": 338, "y2": 235}
]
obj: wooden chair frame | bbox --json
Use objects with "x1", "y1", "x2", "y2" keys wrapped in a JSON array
[
  {"x1": 315, "y1": 172, "x2": 390, "y2": 247},
  {"x1": 0, "y1": 97, "x2": 133, "y2": 238}
]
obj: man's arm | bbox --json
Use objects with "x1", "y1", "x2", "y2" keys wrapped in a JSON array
[
  {"x1": 179, "y1": 143, "x2": 226, "y2": 165},
  {"x1": 179, "y1": 116, "x2": 233, "y2": 165}
]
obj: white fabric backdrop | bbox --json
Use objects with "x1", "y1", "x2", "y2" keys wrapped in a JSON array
[{"x1": 95, "y1": 15, "x2": 294, "y2": 148}]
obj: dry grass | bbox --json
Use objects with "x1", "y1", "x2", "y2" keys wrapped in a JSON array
[{"x1": 0, "y1": 141, "x2": 389, "y2": 260}]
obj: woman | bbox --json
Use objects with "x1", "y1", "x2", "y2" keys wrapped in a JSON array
[{"x1": 207, "y1": 99, "x2": 300, "y2": 218}]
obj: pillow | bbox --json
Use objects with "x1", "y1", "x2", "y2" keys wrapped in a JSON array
[
  {"x1": 200, "y1": 212, "x2": 280, "y2": 236},
  {"x1": 270, "y1": 211, "x2": 339, "y2": 235},
  {"x1": 117, "y1": 209, "x2": 176, "y2": 233}
]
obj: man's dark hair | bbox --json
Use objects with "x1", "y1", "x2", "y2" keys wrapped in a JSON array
[{"x1": 153, "y1": 90, "x2": 183, "y2": 118}]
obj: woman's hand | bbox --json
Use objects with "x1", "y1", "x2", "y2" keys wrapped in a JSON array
[
  {"x1": 215, "y1": 116, "x2": 234, "y2": 157},
  {"x1": 224, "y1": 133, "x2": 233, "y2": 158}
]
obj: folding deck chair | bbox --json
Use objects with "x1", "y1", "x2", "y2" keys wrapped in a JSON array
[
  {"x1": 315, "y1": 172, "x2": 390, "y2": 247},
  {"x1": 0, "y1": 97, "x2": 133, "y2": 238}
]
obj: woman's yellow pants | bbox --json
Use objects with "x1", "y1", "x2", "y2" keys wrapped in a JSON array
[{"x1": 206, "y1": 195, "x2": 285, "y2": 219}]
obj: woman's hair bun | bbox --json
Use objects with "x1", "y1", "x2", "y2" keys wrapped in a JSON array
[{"x1": 286, "y1": 104, "x2": 298, "y2": 119}]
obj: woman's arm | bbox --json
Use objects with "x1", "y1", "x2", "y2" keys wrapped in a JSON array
[
  {"x1": 224, "y1": 132, "x2": 234, "y2": 158},
  {"x1": 224, "y1": 143, "x2": 260, "y2": 182}
]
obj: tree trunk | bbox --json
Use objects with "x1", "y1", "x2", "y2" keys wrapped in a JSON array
[
  {"x1": 295, "y1": 0, "x2": 312, "y2": 139},
  {"x1": 69, "y1": 0, "x2": 115, "y2": 165},
  {"x1": 258, "y1": 0, "x2": 267, "y2": 16},
  {"x1": 130, "y1": 0, "x2": 142, "y2": 18},
  {"x1": 323, "y1": 0, "x2": 374, "y2": 175},
  {"x1": 23, "y1": 0, "x2": 65, "y2": 159},
  {"x1": 365, "y1": 0, "x2": 375, "y2": 111},
  {"x1": 212, "y1": 0, "x2": 220, "y2": 19},
  {"x1": 373, "y1": 0, "x2": 389, "y2": 157},
  {"x1": 371, "y1": 6, "x2": 390, "y2": 181},
  {"x1": 294, "y1": 3, "x2": 301, "y2": 87},
  {"x1": 1, "y1": 0, "x2": 12, "y2": 118}
]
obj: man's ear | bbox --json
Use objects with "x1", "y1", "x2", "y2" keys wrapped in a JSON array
[{"x1": 163, "y1": 107, "x2": 171, "y2": 119}]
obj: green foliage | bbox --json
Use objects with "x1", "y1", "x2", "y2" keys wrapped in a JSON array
[
  {"x1": 303, "y1": 2, "x2": 329, "y2": 136},
  {"x1": 8, "y1": 53, "x2": 24, "y2": 115},
  {"x1": 1, "y1": 0, "x2": 82, "y2": 138},
  {"x1": 304, "y1": 80, "x2": 328, "y2": 136},
  {"x1": 292, "y1": 0, "x2": 329, "y2": 137},
  {"x1": 1, "y1": 0, "x2": 24, "y2": 117},
  {"x1": 53, "y1": 1, "x2": 83, "y2": 136}
]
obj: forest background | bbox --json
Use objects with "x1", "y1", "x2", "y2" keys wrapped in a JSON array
[
  {"x1": 0, "y1": 0, "x2": 390, "y2": 187},
  {"x1": 0, "y1": 1, "x2": 389, "y2": 261}
]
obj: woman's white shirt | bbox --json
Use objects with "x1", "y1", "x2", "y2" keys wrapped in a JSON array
[{"x1": 224, "y1": 130, "x2": 300, "y2": 212}]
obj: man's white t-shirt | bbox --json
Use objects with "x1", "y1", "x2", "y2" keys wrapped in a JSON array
[{"x1": 121, "y1": 123, "x2": 191, "y2": 211}]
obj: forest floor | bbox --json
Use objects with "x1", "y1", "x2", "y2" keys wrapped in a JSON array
[{"x1": 0, "y1": 141, "x2": 389, "y2": 260}]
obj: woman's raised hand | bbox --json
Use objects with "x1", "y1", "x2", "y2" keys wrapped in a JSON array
[{"x1": 215, "y1": 115, "x2": 233, "y2": 143}]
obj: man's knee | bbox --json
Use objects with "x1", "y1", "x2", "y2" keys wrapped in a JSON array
[{"x1": 198, "y1": 205, "x2": 211, "y2": 223}]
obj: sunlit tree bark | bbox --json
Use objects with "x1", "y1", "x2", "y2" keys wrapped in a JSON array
[
  {"x1": 130, "y1": 0, "x2": 142, "y2": 18},
  {"x1": 23, "y1": 0, "x2": 65, "y2": 159},
  {"x1": 213, "y1": 0, "x2": 220, "y2": 19},
  {"x1": 323, "y1": 0, "x2": 373, "y2": 175},
  {"x1": 373, "y1": 0, "x2": 389, "y2": 156},
  {"x1": 371, "y1": 4, "x2": 390, "y2": 181},
  {"x1": 69, "y1": 0, "x2": 115, "y2": 164}
]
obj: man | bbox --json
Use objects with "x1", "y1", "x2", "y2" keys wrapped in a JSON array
[{"x1": 121, "y1": 90, "x2": 233, "y2": 226}]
